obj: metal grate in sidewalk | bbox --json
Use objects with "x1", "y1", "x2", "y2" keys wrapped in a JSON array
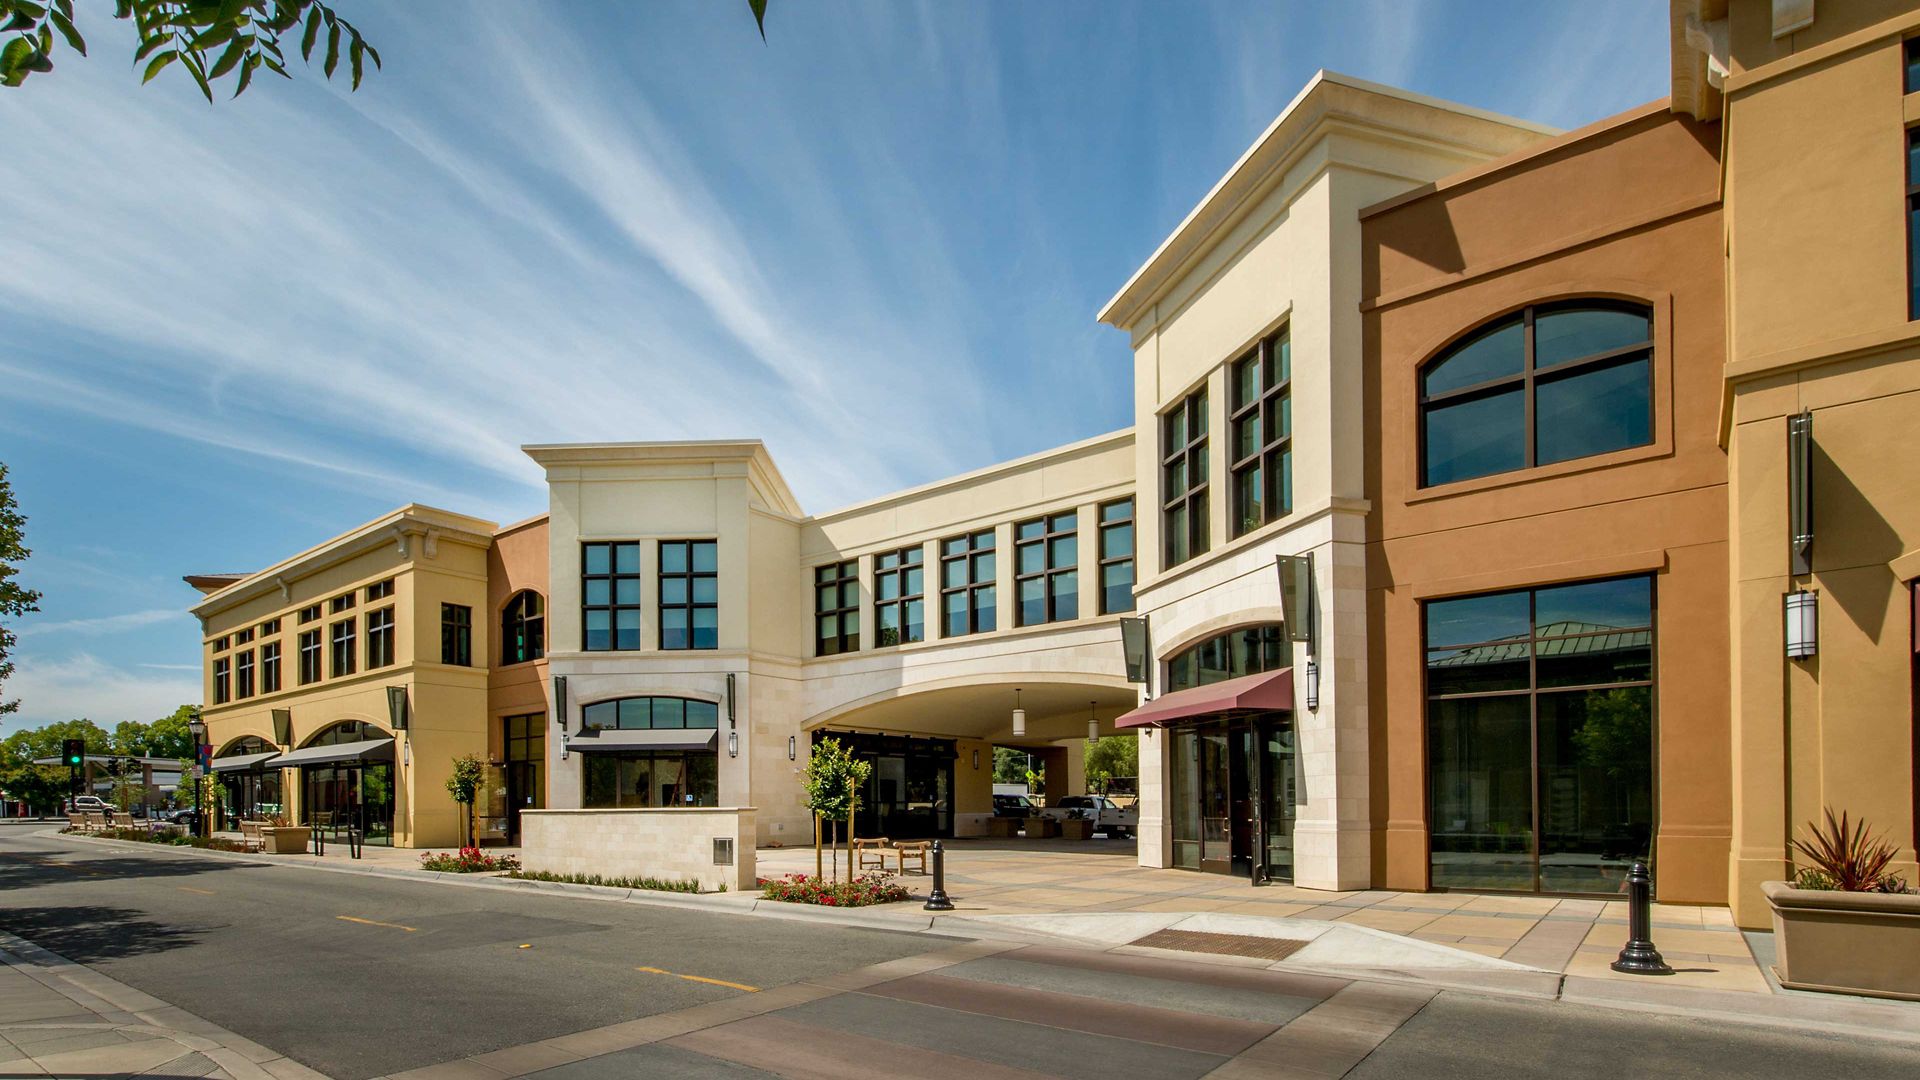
[{"x1": 1127, "y1": 928, "x2": 1309, "y2": 961}]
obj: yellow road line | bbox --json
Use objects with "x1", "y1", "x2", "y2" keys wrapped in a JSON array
[
  {"x1": 636, "y1": 966, "x2": 758, "y2": 993},
  {"x1": 176, "y1": 886, "x2": 216, "y2": 896},
  {"x1": 337, "y1": 915, "x2": 416, "y2": 932}
]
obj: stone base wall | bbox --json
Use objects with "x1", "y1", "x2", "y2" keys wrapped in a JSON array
[{"x1": 520, "y1": 807, "x2": 756, "y2": 893}]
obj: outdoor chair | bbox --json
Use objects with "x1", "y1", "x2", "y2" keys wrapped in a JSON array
[
  {"x1": 66, "y1": 813, "x2": 84, "y2": 831},
  {"x1": 893, "y1": 840, "x2": 930, "y2": 875},
  {"x1": 240, "y1": 820, "x2": 265, "y2": 853},
  {"x1": 111, "y1": 812, "x2": 135, "y2": 830},
  {"x1": 853, "y1": 837, "x2": 891, "y2": 872},
  {"x1": 83, "y1": 811, "x2": 106, "y2": 832}
]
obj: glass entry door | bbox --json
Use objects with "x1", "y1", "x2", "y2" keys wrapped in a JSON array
[
  {"x1": 1175, "y1": 715, "x2": 1296, "y2": 881},
  {"x1": 302, "y1": 764, "x2": 395, "y2": 845}
]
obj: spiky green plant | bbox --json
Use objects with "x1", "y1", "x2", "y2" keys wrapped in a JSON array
[{"x1": 1790, "y1": 809, "x2": 1897, "y2": 892}]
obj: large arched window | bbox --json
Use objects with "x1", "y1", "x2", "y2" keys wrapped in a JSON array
[
  {"x1": 581, "y1": 696, "x2": 720, "y2": 731},
  {"x1": 1166, "y1": 623, "x2": 1287, "y2": 693},
  {"x1": 304, "y1": 720, "x2": 388, "y2": 746},
  {"x1": 217, "y1": 735, "x2": 274, "y2": 757},
  {"x1": 502, "y1": 590, "x2": 545, "y2": 665},
  {"x1": 1420, "y1": 301, "x2": 1653, "y2": 487}
]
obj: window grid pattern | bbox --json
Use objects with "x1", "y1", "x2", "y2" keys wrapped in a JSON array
[
  {"x1": 213, "y1": 657, "x2": 231, "y2": 705},
  {"x1": 366, "y1": 606, "x2": 395, "y2": 669},
  {"x1": 260, "y1": 641, "x2": 281, "y2": 694},
  {"x1": 1230, "y1": 329, "x2": 1293, "y2": 537},
  {"x1": 236, "y1": 649, "x2": 255, "y2": 699},
  {"x1": 582, "y1": 542, "x2": 642, "y2": 652},
  {"x1": 330, "y1": 618, "x2": 356, "y2": 678},
  {"x1": 298, "y1": 604, "x2": 320, "y2": 624},
  {"x1": 442, "y1": 604, "x2": 472, "y2": 666},
  {"x1": 1909, "y1": 125, "x2": 1920, "y2": 320},
  {"x1": 365, "y1": 579, "x2": 393, "y2": 602},
  {"x1": 330, "y1": 593, "x2": 355, "y2": 614},
  {"x1": 1162, "y1": 387, "x2": 1210, "y2": 568},
  {"x1": 581, "y1": 696, "x2": 722, "y2": 731},
  {"x1": 658, "y1": 540, "x2": 718, "y2": 650},
  {"x1": 815, "y1": 560, "x2": 859, "y2": 656},
  {"x1": 502, "y1": 591, "x2": 545, "y2": 665},
  {"x1": 939, "y1": 531, "x2": 996, "y2": 638},
  {"x1": 297, "y1": 630, "x2": 321, "y2": 685},
  {"x1": 873, "y1": 546, "x2": 925, "y2": 647},
  {"x1": 1015, "y1": 511, "x2": 1079, "y2": 626},
  {"x1": 1098, "y1": 499, "x2": 1136, "y2": 614}
]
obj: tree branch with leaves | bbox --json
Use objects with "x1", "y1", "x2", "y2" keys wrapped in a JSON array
[{"x1": 0, "y1": 465, "x2": 41, "y2": 719}]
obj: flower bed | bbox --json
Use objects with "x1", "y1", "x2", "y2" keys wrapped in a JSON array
[
  {"x1": 418, "y1": 846, "x2": 521, "y2": 873},
  {"x1": 758, "y1": 872, "x2": 910, "y2": 907},
  {"x1": 64, "y1": 826, "x2": 250, "y2": 853},
  {"x1": 507, "y1": 869, "x2": 703, "y2": 893}
]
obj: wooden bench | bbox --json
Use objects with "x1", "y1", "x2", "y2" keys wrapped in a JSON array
[
  {"x1": 853, "y1": 836, "x2": 892, "y2": 872},
  {"x1": 240, "y1": 820, "x2": 266, "y2": 853},
  {"x1": 111, "y1": 812, "x2": 136, "y2": 831},
  {"x1": 66, "y1": 813, "x2": 85, "y2": 832},
  {"x1": 893, "y1": 840, "x2": 930, "y2": 875},
  {"x1": 83, "y1": 812, "x2": 107, "y2": 833}
]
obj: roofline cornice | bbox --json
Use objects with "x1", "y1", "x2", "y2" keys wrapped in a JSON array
[
  {"x1": 805, "y1": 428, "x2": 1135, "y2": 526},
  {"x1": 523, "y1": 440, "x2": 804, "y2": 518}
]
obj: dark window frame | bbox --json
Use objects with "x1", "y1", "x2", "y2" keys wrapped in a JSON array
[
  {"x1": 235, "y1": 649, "x2": 255, "y2": 699},
  {"x1": 259, "y1": 618, "x2": 281, "y2": 636},
  {"x1": 1229, "y1": 327, "x2": 1292, "y2": 537},
  {"x1": 873, "y1": 545, "x2": 925, "y2": 647},
  {"x1": 297, "y1": 629, "x2": 321, "y2": 685},
  {"x1": 298, "y1": 604, "x2": 321, "y2": 625},
  {"x1": 1164, "y1": 623, "x2": 1287, "y2": 694},
  {"x1": 658, "y1": 540, "x2": 718, "y2": 651},
  {"x1": 330, "y1": 618, "x2": 357, "y2": 678},
  {"x1": 581, "y1": 541, "x2": 642, "y2": 652},
  {"x1": 364, "y1": 578, "x2": 394, "y2": 602},
  {"x1": 330, "y1": 592, "x2": 355, "y2": 614},
  {"x1": 815, "y1": 559, "x2": 860, "y2": 657},
  {"x1": 580, "y1": 695, "x2": 722, "y2": 731},
  {"x1": 260, "y1": 641, "x2": 281, "y2": 694},
  {"x1": 1908, "y1": 126, "x2": 1920, "y2": 321},
  {"x1": 212, "y1": 656, "x2": 231, "y2": 705},
  {"x1": 1161, "y1": 386, "x2": 1210, "y2": 569},
  {"x1": 501, "y1": 590, "x2": 546, "y2": 665},
  {"x1": 1098, "y1": 498, "x2": 1136, "y2": 615},
  {"x1": 365, "y1": 606, "x2": 395, "y2": 669},
  {"x1": 441, "y1": 603, "x2": 473, "y2": 666},
  {"x1": 939, "y1": 530, "x2": 996, "y2": 638},
  {"x1": 1014, "y1": 511, "x2": 1079, "y2": 627}
]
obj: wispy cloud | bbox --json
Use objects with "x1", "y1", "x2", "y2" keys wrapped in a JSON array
[
  {"x1": 1, "y1": 653, "x2": 198, "y2": 729},
  {"x1": 13, "y1": 610, "x2": 185, "y2": 638}
]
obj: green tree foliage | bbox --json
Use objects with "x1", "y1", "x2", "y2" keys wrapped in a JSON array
[
  {"x1": 0, "y1": 763, "x2": 66, "y2": 813},
  {"x1": 444, "y1": 752, "x2": 484, "y2": 846},
  {"x1": 0, "y1": 464, "x2": 41, "y2": 718},
  {"x1": 801, "y1": 737, "x2": 870, "y2": 882},
  {"x1": 1571, "y1": 687, "x2": 1653, "y2": 782},
  {"x1": 992, "y1": 746, "x2": 1026, "y2": 786},
  {"x1": 0, "y1": 0, "x2": 379, "y2": 99},
  {"x1": 0, "y1": 717, "x2": 108, "y2": 767},
  {"x1": 1084, "y1": 734, "x2": 1138, "y2": 795},
  {"x1": 145, "y1": 705, "x2": 198, "y2": 760}
]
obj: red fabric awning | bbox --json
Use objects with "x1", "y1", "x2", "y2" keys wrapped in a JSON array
[{"x1": 1114, "y1": 668, "x2": 1295, "y2": 729}]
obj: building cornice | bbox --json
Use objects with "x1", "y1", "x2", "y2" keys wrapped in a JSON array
[
  {"x1": 804, "y1": 428, "x2": 1135, "y2": 526},
  {"x1": 523, "y1": 440, "x2": 804, "y2": 518}
]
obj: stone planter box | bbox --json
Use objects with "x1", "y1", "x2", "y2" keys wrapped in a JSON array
[
  {"x1": 1763, "y1": 880, "x2": 1920, "y2": 1000},
  {"x1": 1057, "y1": 818, "x2": 1093, "y2": 841},
  {"x1": 260, "y1": 826, "x2": 311, "y2": 855},
  {"x1": 1022, "y1": 817, "x2": 1060, "y2": 839}
]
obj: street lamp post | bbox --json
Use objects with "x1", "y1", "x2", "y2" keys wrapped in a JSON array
[{"x1": 187, "y1": 716, "x2": 208, "y2": 838}]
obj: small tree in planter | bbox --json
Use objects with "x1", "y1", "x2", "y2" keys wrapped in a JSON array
[
  {"x1": 802, "y1": 737, "x2": 869, "y2": 883},
  {"x1": 1765, "y1": 808, "x2": 1920, "y2": 1000},
  {"x1": 444, "y1": 754, "x2": 485, "y2": 848}
]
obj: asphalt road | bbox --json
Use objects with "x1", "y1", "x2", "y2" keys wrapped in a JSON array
[
  {"x1": 0, "y1": 829, "x2": 944, "y2": 1078},
  {"x1": 0, "y1": 828, "x2": 1916, "y2": 1080}
]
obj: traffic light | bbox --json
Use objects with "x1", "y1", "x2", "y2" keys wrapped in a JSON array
[{"x1": 62, "y1": 739, "x2": 84, "y2": 768}]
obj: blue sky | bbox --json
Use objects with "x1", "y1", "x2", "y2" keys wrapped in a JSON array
[{"x1": 0, "y1": 0, "x2": 1670, "y2": 731}]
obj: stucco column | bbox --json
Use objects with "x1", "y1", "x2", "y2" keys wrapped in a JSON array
[
  {"x1": 1136, "y1": 722, "x2": 1168, "y2": 868},
  {"x1": 1290, "y1": 530, "x2": 1372, "y2": 891}
]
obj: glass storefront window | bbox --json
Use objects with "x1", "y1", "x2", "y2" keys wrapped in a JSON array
[
  {"x1": 1170, "y1": 728, "x2": 1200, "y2": 869},
  {"x1": 1166, "y1": 624, "x2": 1287, "y2": 693},
  {"x1": 583, "y1": 752, "x2": 718, "y2": 809}
]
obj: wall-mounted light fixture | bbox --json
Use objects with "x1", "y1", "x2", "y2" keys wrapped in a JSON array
[
  {"x1": 386, "y1": 685, "x2": 410, "y2": 731},
  {"x1": 552, "y1": 675, "x2": 569, "y2": 733},
  {"x1": 1119, "y1": 616, "x2": 1151, "y2": 697},
  {"x1": 726, "y1": 672, "x2": 736, "y2": 729},
  {"x1": 1304, "y1": 660, "x2": 1320, "y2": 711},
  {"x1": 1785, "y1": 590, "x2": 1819, "y2": 660},
  {"x1": 560, "y1": 732, "x2": 569, "y2": 762},
  {"x1": 727, "y1": 731, "x2": 739, "y2": 757},
  {"x1": 972, "y1": 748, "x2": 980, "y2": 770},
  {"x1": 1087, "y1": 700, "x2": 1099, "y2": 743},
  {"x1": 1788, "y1": 409, "x2": 1814, "y2": 576},
  {"x1": 1011, "y1": 688, "x2": 1026, "y2": 738},
  {"x1": 1277, "y1": 553, "x2": 1321, "y2": 712},
  {"x1": 788, "y1": 735, "x2": 797, "y2": 761}
]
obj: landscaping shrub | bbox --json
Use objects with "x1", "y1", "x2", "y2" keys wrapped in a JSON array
[
  {"x1": 758, "y1": 872, "x2": 909, "y2": 907},
  {"x1": 418, "y1": 846, "x2": 521, "y2": 873},
  {"x1": 507, "y1": 869, "x2": 704, "y2": 893},
  {"x1": 1791, "y1": 809, "x2": 1914, "y2": 893},
  {"x1": 65, "y1": 826, "x2": 249, "y2": 853}
]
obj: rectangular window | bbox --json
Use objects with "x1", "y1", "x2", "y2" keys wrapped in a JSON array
[
  {"x1": 1014, "y1": 511, "x2": 1079, "y2": 626},
  {"x1": 213, "y1": 635, "x2": 230, "y2": 652},
  {"x1": 235, "y1": 649, "x2": 255, "y2": 699},
  {"x1": 873, "y1": 546, "x2": 925, "y2": 647},
  {"x1": 939, "y1": 530, "x2": 996, "y2": 637},
  {"x1": 1098, "y1": 499, "x2": 1136, "y2": 614},
  {"x1": 260, "y1": 641, "x2": 281, "y2": 694},
  {"x1": 1425, "y1": 575, "x2": 1654, "y2": 895},
  {"x1": 582, "y1": 751, "x2": 718, "y2": 809},
  {"x1": 442, "y1": 604, "x2": 472, "y2": 666},
  {"x1": 659, "y1": 540, "x2": 718, "y2": 650},
  {"x1": 330, "y1": 618, "x2": 356, "y2": 678},
  {"x1": 234, "y1": 627, "x2": 254, "y2": 646},
  {"x1": 582, "y1": 542, "x2": 642, "y2": 651},
  {"x1": 815, "y1": 560, "x2": 859, "y2": 656},
  {"x1": 366, "y1": 606, "x2": 395, "y2": 669},
  {"x1": 365, "y1": 578, "x2": 394, "y2": 602},
  {"x1": 212, "y1": 657, "x2": 231, "y2": 705},
  {"x1": 330, "y1": 593, "x2": 355, "y2": 614},
  {"x1": 1907, "y1": 37, "x2": 1920, "y2": 94},
  {"x1": 1162, "y1": 386, "x2": 1210, "y2": 568},
  {"x1": 1909, "y1": 128, "x2": 1920, "y2": 321},
  {"x1": 297, "y1": 630, "x2": 321, "y2": 685},
  {"x1": 1230, "y1": 328, "x2": 1293, "y2": 537},
  {"x1": 259, "y1": 618, "x2": 280, "y2": 636},
  {"x1": 298, "y1": 604, "x2": 321, "y2": 625}
]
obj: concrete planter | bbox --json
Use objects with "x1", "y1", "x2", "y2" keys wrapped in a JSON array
[
  {"x1": 260, "y1": 826, "x2": 311, "y2": 855},
  {"x1": 1763, "y1": 880, "x2": 1920, "y2": 1000}
]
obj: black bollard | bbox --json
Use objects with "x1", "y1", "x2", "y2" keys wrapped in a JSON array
[
  {"x1": 1611, "y1": 861, "x2": 1673, "y2": 975},
  {"x1": 923, "y1": 839, "x2": 954, "y2": 911}
]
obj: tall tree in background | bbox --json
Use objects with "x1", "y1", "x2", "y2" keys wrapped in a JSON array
[
  {"x1": 0, "y1": 464, "x2": 41, "y2": 718},
  {"x1": 146, "y1": 705, "x2": 198, "y2": 760}
]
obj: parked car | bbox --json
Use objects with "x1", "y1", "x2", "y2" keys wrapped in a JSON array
[
  {"x1": 69, "y1": 796, "x2": 117, "y2": 815},
  {"x1": 1038, "y1": 795, "x2": 1139, "y2": 838},
  {"x1": 992, "y1": 793, "x2": 1037, "y2": 818},
  {"x1": 151, "y1": 806, "x2": 200, "y2": 831}
]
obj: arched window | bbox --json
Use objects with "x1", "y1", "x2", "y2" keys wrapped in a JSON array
[
  {"x1": 1419, "y1": 301, "x2": 1653, "y2": 487},
  {"x1": 580, "y1": 696, "x2": 720, "y2": 731},
  {"x1": 217, "y1": 735, "x2": 274, "y2": 757},
  {"x1": 1166, "y1": 624, "x2": 1287, "y2": 693},
  {"x1": 502, "y1": 590, "x2": 545, "y2": 665},
  {"x1": 304, "y1": 720, "x2": 387, "y2": 747}
]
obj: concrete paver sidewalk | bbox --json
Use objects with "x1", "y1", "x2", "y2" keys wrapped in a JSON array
[{"x1": 0, "y1": 928, "x2": 325, "y2": 1079}]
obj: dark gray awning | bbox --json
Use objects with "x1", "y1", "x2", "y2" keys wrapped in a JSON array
[
  {"x1": 210, "y1": 751, "x2": 281, "y2": 774},
  {"x1": 572, "y1": 729, "x2": 717, "y2": 752},
  {"x1": 270, "y1": 739, "x2": 395, "y2": 769}
]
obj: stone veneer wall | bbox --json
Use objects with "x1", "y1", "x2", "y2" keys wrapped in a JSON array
[{"x1": 519, "y1": 807, "x2": 756, "y2": 893}]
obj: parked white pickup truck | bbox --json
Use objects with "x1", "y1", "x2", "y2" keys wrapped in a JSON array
[{"x1": 1036, "y1": 795, "x2": 1138, "y2": 838}]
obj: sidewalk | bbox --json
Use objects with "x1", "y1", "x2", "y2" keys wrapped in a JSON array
[{"x1": 0, "y1": 928, "x2": 325, "y2": 1079}]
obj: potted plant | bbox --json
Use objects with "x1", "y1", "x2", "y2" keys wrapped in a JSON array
[
  {"x1": 1763, "y1": 809, "x2": 1920, "y2": 1000},
  {"x1": 259, "y1": 812, "x2": 312, "y2": 855}
]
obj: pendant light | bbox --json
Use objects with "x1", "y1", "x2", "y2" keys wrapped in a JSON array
[
  {"x1": 1087, "y1": 700, "x2": 1099, "y2": 743},
  {"x1": 1011, "y1": 688, "x2": 1026, "y2": 738}
]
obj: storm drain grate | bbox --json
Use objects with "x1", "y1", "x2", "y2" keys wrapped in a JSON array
[{"x1": 1128, "y1": 929, "x2": 1309, "y2": 961}]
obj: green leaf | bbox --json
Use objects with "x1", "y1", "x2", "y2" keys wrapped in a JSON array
[
  {"x1": 208, "y1": 32, "x2": 247, "y2": 77},
  {"x1": 140, "y1": 47, "x2": 177, "y2": 83},
  {"x1": 321, "y1": 18, "x2": 336, "y2": 78},
  {"x1": 231, "y1": 49, "x2": 254, "y2": 96},
  {"x1": 0, "y1": 35, "x2": 32, "y2": 78},
  {"x1": 188, "y1": 21, "x2": 233, "y2": 50},
  {"x1": 134, "y1": 32, "x2": 169, "y2": 61},
  {"x1": 53, "y1": 0, "x2": 72, "y2": 19},
  {"x1": 114, "y1": 0, "x2": 133, "y2": 20},
  {"x1": 10, "y1": 2, "x2": 47, "y2": 21},
  {"x1": 298, "y1": 4, "x2": 317, "y2": 58},
  {"x1": 181, "y1": 47, "x2": 213, "y2": 102},
  {"x1": 347, "y1": 34, "x2": 359, "y2": 89},
  {"x1": 362, "y1": 38, "x2": 378, "y2": 69},
  {"x1": 47, "y1": 8, "x2": 80, "y2": 55},
  {"x1": 748, "y1": 0, "x2": 766, "y2": 41}
]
